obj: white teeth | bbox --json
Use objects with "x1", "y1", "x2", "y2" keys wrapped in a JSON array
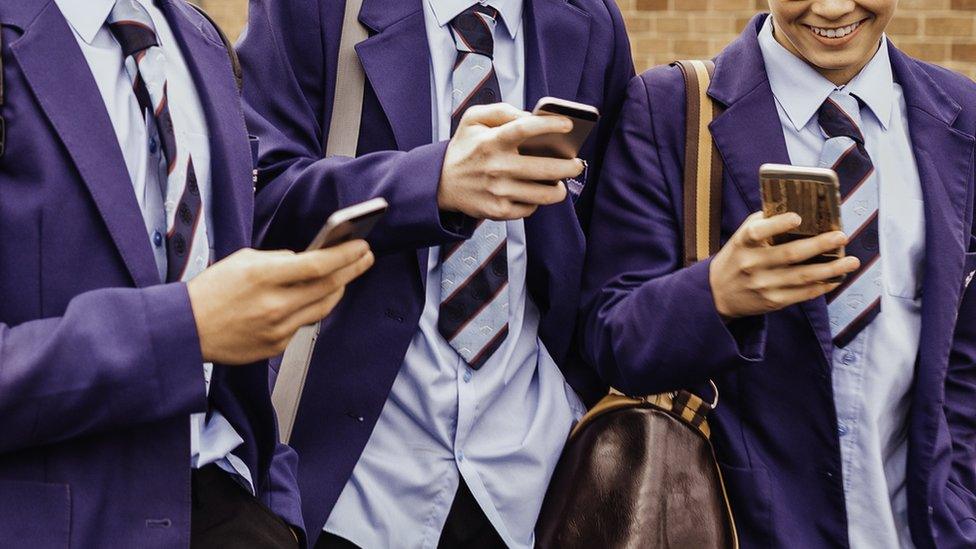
[{"x1": 811, "y1": 20, "x2": 861, "y2": 38}]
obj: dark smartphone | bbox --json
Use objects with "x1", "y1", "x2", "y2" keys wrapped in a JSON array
[
  {"x1": 518, "y1": 97, "x2": 599, "y2": 177},
  {"x1": 306, "y1": 197, "x2": 389, "y2": 251},
  {"x1": 759, "y1": 164, "x2": 844, "y2": 266}
]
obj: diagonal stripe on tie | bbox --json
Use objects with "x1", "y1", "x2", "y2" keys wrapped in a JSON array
[
  {"x1": 437, "y1": 5, "x2": 509, "y2": 369},
  {"x1": 818, "y1": 90, "x2": 881, "y2": 348}
]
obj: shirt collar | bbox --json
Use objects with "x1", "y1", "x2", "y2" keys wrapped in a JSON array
[
  {"x1": 757, "y1": 16, "x2": 894, "y2": 132},
  {"x1": 55, "y1": 0, "x2": 116, "y2": 45},
  {"x1": 427, "y1": 0, "x2": 523, "y2": 39}
]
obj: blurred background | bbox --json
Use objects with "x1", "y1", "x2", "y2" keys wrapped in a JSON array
[{"x1": 199, "y1": 0, "x2": 976, "y2": 79}]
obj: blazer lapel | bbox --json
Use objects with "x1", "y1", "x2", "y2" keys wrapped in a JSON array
[
  {"x1": 709, "y1": 14, "x2": 836, "y2": 365},
  {"x1": 11, "y1": 2, "x2": 160, "y2": 288},
  {"x1": 157, "y1": 0, "x2": 253, "y2": 259},
  {"x1": 523, "y1": 0, "x2": 590, "y2": 107},
  {"x1": 356, "y1": 0, "x2": 432, "y2": 153},
  {"x1": 888, "y1": 45, "x2": 974, "y2": 397}
]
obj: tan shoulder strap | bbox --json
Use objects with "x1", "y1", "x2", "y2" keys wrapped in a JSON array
[
  {"x1": 325, "y1": 0, "x2": 369, "y2": 157},
  {"x1": 672, "y1": 60, "x2": 723, "y2": 267},
  {"x1": 273, "y1": 0, "x2": 368, "y2": 444}
]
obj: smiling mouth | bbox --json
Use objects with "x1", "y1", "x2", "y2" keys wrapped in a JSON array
[{"x1": 806, "y1": 19, "x2": 866, "y2": 39}]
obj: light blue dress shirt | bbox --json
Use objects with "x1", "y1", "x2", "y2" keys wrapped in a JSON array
[
  {"x1": 758, "y1": 19, "x2": 924, "y2": 548},
  {"x1": 56, "y1": 0, "x2": 253, "y2": 493},
  {"x1": 324, "y1": 1, "x2": 585, "y2": 547}
]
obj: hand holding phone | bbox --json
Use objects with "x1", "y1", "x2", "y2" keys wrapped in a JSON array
[
  {"x1": 438, "y1": 103, "x2": 583, "y2": 221},
  {"x1": 706, "y1": 164, "x2": 861, "y2": 321}
]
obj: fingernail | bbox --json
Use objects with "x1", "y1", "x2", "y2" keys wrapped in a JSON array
[
  {"x1": 789, "y1": 213, "x2": 802, "y2": 225},
  {"x1": 832, "y1": 232, "x2": 848, "y2": 245}
]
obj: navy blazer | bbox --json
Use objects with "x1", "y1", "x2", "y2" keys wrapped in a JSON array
[
  {"x1": 238, "y1": 0, "x2": 634, "y2": 539},
  {"x1": 0, "y1": 1, "x2": 302, "y2": 546},
  {"x1": 581, "y1": 14, "x2": 976, "y2": 549}
]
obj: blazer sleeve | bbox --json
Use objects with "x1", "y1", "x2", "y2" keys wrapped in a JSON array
[
  {"x1": 0, "y1": 284, "x2": 206, "y2": 454},
  {"x1": 262, "y1": 442, "x2": 305, "y2": 543},
  {"x1": 579, "y1": 72, "x2": 767, "y2": 397},
  {"x1": 237, "y1": 0, "x2": 474, "y2": 256}
]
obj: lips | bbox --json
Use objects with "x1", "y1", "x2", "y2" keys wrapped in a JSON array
[{"x1": 807, "y1": 19, "x2": 864, "y2": 39}]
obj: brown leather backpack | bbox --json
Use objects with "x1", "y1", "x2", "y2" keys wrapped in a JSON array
[{"x1": 535, "y1": 60, "x2": 738, "y2": 549}]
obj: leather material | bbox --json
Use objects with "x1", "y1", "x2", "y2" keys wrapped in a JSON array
[{"x1": 536, "y1": 404, "x2": 736, "y2": 548}]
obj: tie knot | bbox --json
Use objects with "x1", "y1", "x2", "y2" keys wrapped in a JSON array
[
  {"x1": 450, "y1": 4, "x2": 499, "y2": 58},
  {"x1": 108, "y1": 0, "x2": 159, "y2": 59},
  {"x1": 818, "y1": 91, "x2": 864, "y2": 144}
]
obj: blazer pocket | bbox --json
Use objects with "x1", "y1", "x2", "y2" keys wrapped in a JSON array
[{"x1": 0, "y1": 480, "x2": 71, "y2": 548}]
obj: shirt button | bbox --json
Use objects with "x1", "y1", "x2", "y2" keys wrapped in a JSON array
[
  {"x1": 457, "y1": 450, "x2": 465, "y2": 462},
  {"x1": 837, "y1": 423, "x2": 848, "y2": 436},
  {"x1": 463, "y1": 370, "x2": 472, "y2": 383},
  {"x1": 149, "y1": 137, "x2": 158, "y2": 155},
  {"x1": 842, "y1": 353, "x2": 856, "y2": 365},
  {"x1": 152, "y1": 230, "x2": 163, "y2": 248}
]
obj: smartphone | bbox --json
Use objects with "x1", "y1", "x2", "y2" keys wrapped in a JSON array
[
  {"x1": 759, "y1": 164, "x2": 844, "y2": 265},
  {"x1": 306, "y1": 197, "x2": 389, "y2": 251},
  {"x1": 518, "y1": 97, "x2": 599, "y2": 162}
]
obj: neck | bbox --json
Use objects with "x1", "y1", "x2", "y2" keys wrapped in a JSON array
[{"x1": 772, "y1": 27, "x2": 877, "y2": 87}]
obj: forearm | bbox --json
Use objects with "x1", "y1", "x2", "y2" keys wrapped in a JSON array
[
  {"x1": 582, "y1": 259, "x2": 766, "y2": 395},
  {"x1": 253, "y1": 141, "x2": 474, "y2": 254},
  {"x1": 0, "y1": 284, "x2": 206, "y2": 453}
]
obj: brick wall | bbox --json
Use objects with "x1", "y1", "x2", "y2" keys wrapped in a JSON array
[{"x1": 199, "y1": 0, "x2": 976, "y2": 79}]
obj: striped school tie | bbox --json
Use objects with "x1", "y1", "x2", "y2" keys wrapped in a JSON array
[
  {"x1": 109, "y1": 0, "x2": 208, "y2": 283},
  {"x1": 818, "y1": 91, "x2": 882, "y2": 348},
  {"x1": 437, "y1": 5, "x2": 509, "y2": 370}
]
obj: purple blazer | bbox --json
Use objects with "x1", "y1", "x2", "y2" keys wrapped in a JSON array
[
  {"x1": 0, "y1": 1, "x2": 302, "y2": 546},
  {"x1": 237, "y1": 0, "x2": 634, "y2": 539},
  {"x1": 581, "y1": 14, "x2": 976, "y2": 549}
]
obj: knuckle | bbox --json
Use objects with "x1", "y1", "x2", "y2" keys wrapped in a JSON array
[
  {"x1": 738, "y1": 256, "x2": 758, "y2": 275},
  {"x1": 781, "y1": 248, "x2": 800, "y2": 264},
  {"x1": 484, "y1": 159, "x2": 506, "y2": 180}
]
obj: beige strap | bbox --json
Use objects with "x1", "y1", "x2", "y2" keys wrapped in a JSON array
[
  {"x1": 673, "y1": 59, "x2": 723, "y2": 266},
  {"x1": 273, "y1": 0, "x2": 368, "y2": 444}
]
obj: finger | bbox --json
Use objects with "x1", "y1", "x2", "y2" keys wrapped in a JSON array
[
  {"x1": 764, "y1": 256, "x2": 861, "y2": 288},
  {"x1": 283, "y1": 251, "x2": 375, "y2": 309},
  {"x1": 492, "y1": 180, "x2": 567, "y2": 207},
  {"x1": 269, "y1": 240, "x2": 370, "y2": 285},
  {"x1": 738, "y1": 212, "x2": 802, "y2": 247},
  {"x1": 285, "y1": 286, "x2": 346, "y2": 332},
  {"x1": 503, "y1": 155, "x2": 584, "y2": 181},
  {"x1": 762, "y1": 231, "x2": 848, "y2": 268},
  {"x1": 459, "y1": 103, "x2": 528, "y2": 130},
  {"x1": 764, "y1": 282, "x2": 841, "y2": 309},
  {"x1": 486, "y1": 201, "x2": 538, "y2": 221},
  {"x1": 494, "y1": 114, "x2": 573, "y2": 148}
]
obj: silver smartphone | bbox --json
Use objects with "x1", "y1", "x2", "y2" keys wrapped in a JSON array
[
  {"x1": 306, "y1": 197, "x2": 389, "y2": 251},
  {"x1": 518, "y1": 97, "x2": 599, "y2": 168},
  {"x1": 759, "y1": 164, "x2": 844, "y2": 265}
]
